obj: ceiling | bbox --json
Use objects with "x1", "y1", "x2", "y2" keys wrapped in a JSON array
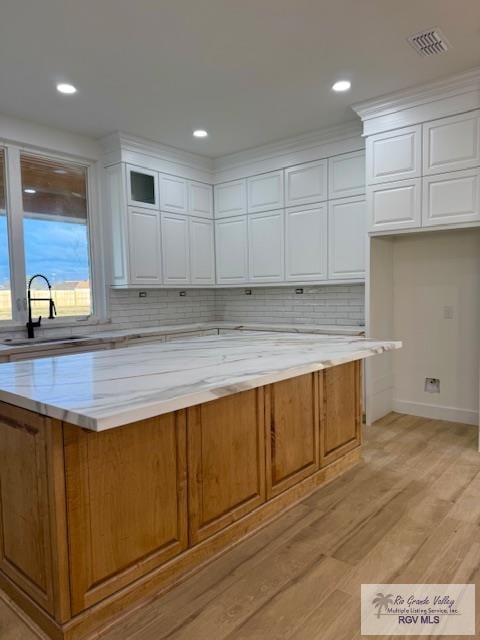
[{"x1": 0, "y1": 0, "x2": 479, "y2": 158}]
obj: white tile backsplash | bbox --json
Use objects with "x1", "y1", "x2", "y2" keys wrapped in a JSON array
[{"x1": 110, "y1": 284, "x2": 365, "y2": 328}]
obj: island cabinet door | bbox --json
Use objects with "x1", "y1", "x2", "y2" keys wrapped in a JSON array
[
  {"x1": 0, "y1": 403, "x2": 69, "y2": 622},
  {"x1": 64, "y1": 412, "x2": 188, "y2": 614},
  {"x1": 320, "y1": 361, "x2": 362, "y2": 467},
  {"x1": 265, "y1": 373, "x2": 320, "y2": 498},
  {"x1": 187, "y1": 389, "x2": 266, "y2": 545}
]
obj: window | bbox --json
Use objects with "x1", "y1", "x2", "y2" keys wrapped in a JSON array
[
  {"x1": 0, "y1": 150, "x2": 12, "y2": 320},
  {"x1": 20, "y1": 154, "x2": 92, "y2": 318}
]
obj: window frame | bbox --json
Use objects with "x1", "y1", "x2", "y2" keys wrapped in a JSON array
[{"x1": 0, "y1": 142, "x2": 107, "y2": 328}]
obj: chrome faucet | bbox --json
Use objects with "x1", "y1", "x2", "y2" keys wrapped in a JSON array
[{"x1": 26, "y1": 274, "x2": 56, "y2": 338}]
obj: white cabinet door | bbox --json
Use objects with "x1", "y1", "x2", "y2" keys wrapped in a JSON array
[
  {"x1": 188, "y1": 182, "x2": 213, "y2": 219},
  {"x1": 189, "y1": 217, "x2": 215, "y2": 284},
  {"x1": 284, "y1": 160, "x2": 327, "y2": 207},
  {"x1": 247, "y1": 171, "x2": 284, "y2": 213},
  {"x1": 248, "y1": 209, "x2": 284, "y2": 282},
  {"x1": 285, "y1": 205, "x2": 327, "y2": 281},
  {"x1": 159, "y1": 174, "x2": 188, "y2": 213},
  {"x1": 126, "y1": 165, "x2": 159, "y2": 210},
  {"x1": 367, "y1": 179, "x2": 421, "y2": 232},
  {"x1": 161, "y1": 212, "x2": 190, "y2": 284},
  {"x1": 127, "y1": 207, "x2": 162, "y2": 285},
  {"x1": 423, "y1": 111, "x2": 480, "y2": 175},
  {"x1": 328, "y1": 151, "x2": 365, "y2": 199},
  {"x1": 328, "y1": 196, "x2": 366, "y2": 280},
  {"x1": 214, "y1": 179, "x2": 247, "y2": 218},
  {"x1": 366, "y1": 125, "x2": 421, "y2": 185},
  {"x1": 215, "y1": 216, "x2": 249, "y2": 284},
  {"x1": 422, "y1": 169, "x2": 480, "y2": 227}
]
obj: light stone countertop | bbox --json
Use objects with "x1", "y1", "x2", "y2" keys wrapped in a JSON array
[
  {"x1": 0, "y1": 321, "x2": 365, "y2": 357},
  {"x1": 0, "y1": 332, "x2": 400, "y2": 431}
]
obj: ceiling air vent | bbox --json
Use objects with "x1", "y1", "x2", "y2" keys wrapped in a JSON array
[{"x1": 407, "y1": 28, "x2": 450, "y2": 56}]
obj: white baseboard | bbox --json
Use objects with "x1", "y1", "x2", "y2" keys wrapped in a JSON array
[{"x1": 393, "y1": 399, "x2": 478, "y2": 426}]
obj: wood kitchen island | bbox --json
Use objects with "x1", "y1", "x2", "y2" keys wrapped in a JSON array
[{"x1": 0, "y1": 332, "x2": 400, "y2": 639}]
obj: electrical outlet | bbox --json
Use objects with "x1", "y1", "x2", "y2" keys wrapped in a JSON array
[
  {"x1": 295, "y1": 288, "x2": 304, "y2": 294},
  {"x1": 244, "y1": 289, "x2": 252, "y2": 295},
  {"x1": 424, "y1": 377, "x2": 440, "y2": 393},
  {"x1": 138, "y1": 291, "x2": 147, "y2": 298},
  {"x1": 443, "y1": 305, "x2": 454, "y2": 319},
  {"x1": 179, "y1": 291, "x2": 186, "y2": 297}
]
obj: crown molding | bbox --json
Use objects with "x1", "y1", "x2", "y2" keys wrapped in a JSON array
[
  {"x1": 100, "y1": 131, "x2": 214, "y2": 182},
  {"x1": 352, "y1": 67, "x2": 480, "y2": 133},
  {"x1": 214, "y1": 120, "x2": 362, "y2": 172}
]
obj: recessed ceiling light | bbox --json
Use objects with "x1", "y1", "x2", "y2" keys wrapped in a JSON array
[
  {"x1": 332, "y1": 80, "x2": 351, "y2": 93},
  {"x1": 24, "y1": 188, "x2": 36, "y2": 194},
  {"x1": 56, "y1": 83, "x2": 77, "y2": 95},
  {"x1": 193, "y1": 129, "x2": 208, "y2": 138}
]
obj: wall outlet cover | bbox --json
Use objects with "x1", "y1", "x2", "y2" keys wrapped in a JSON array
[{"x1": 424, "y1": 377, "x2": 440, "y2": 393}]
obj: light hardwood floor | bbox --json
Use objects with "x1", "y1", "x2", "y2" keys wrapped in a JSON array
[{"x1": 1, "y1": 412, "x2": 479, "y2": 640}]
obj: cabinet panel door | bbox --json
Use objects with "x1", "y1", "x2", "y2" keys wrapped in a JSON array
[
  {"x1": 284, "y1": 160, "x2": 327, "y2": 207},
  {"x1": 366, "y1": 125, "x2": 421, "y2": 185},
  {"x1": 367, "y1": 179, "x2": 421, "y2": 232},
  {"x1": 285, "y1": 205, "x2": 327, "y2": 281},
  {"x1": 266, "y1": 374, "x2": 319, "y2": 498},
  {"x1": 189, "y1": 217, "x2": 215, "y2": 284},
  {"x1": 126, "y1": 164, "x2": 159, "y2": 210},
  {"x1": 127, "y1": 207, "x2": 162, "y2": 285},
  {"x1": 328, "y1": 197, "x2": 366, "y2": 280},
  {"x1": 0, "y1": 405, "x2": 62, "y2": 617},
  {"x1": 248, "y1": 209, "x2": 284, "y2": 282},
  {"x1": 161, "y1": 212, "x2": 190, "y2": 284},
  {"x1": 247, "y1": 171, "x2": 284, "y2": 213},
  {"x1": 187, "y1": 389, "x2": 266, "y2": 544},
  {"x1": 159, "y1": 174, "x2": 188, "y2": 213},
  {"x1": 422, "y1": 169, "x2": 480, "y2": 227},
  {"x1": 65, "y1": 413, "x2": 188, "y2": 614},
  {"x1": 188, "y1": 182, "x2": 213, "y2": 219},
  {"x1": 328, "y1": 150, "x2": 365, "y2": 199},
  {"x1": 214, "y1": 180, "x2": 247, "y2": 218},
  {"x1": 215, "y1": 216, "x2": 249, "y2": 284},
  {"x1": 423, "y1": 111, "x2": 480, "y2": 175},
  {"x1": 320, "y1": 361, "x2": 361, "y2": 467}
]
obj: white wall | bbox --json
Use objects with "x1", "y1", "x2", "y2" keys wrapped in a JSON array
[{"x1": 391, "y1": 229, "x2": 480, "y2": 425}]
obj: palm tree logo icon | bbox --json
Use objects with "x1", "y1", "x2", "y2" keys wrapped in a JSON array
[{"x1": 373, "y1": 593, "x2": 394, "y2": 618}]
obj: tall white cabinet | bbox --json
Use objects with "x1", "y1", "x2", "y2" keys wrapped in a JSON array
[{"x1": 106, "y1": 162, "x2": 214, "y2": 287}]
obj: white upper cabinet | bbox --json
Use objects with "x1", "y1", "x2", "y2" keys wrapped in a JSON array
[
  {"x1": 161, "y1": 212, "x2": 190, "y2": 284},
  {"x1": 367, "y1": 179, "x2": 421, "y2": 232},
  {"x1": 248, "y1": 209, "x2": 284, "y2": 282},
  {"x1": 214, "y1": 179, "x2": 247, "y2": 218},
  {"x1": 328, "y1": 151, "x2": 365, "y2": 199},
  {"x1": 366, "y1": 125, "x2": 421, "y2": 185},
  {"x1": 215, "y1": 216, "x2": 249, "y2": 284},
  {"x1": 285, "y1": 204, "x2": 327, "y2": 281},
  {"x1": 423, "y1": 111, "x2": 480, "y2": 176},
  {"x1": 127, "y1": 207, "x2": 162, "y2": 285},
  {"x1": 159, "y1": 174, "x2": 188, "y2": 213},
  {"x1": 328, "y1": 197, "x2": 366, "y2": 280},
  {"x1": 422, "y1": 169, "x2": 480, "y2": 227},
  {"x1": 188, "y1": 182, "x2": 213, "y2": 219},
  {"x1": 284, "y1": 160, "x2": 327, "y2": 207},
  {"x1": 126, "y1": 165, "x2": 159, "y2": 210},
  {"x1": 189, "y1": 217, "x2": 215, "y2": 284},
  {"x1": 247, "y1": 171, "x2": 284, "y2": 213}
]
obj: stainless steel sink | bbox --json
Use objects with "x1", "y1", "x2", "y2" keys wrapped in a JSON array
[{"x1": 3, "y1": 335, "x2": 87, "y2": 347}]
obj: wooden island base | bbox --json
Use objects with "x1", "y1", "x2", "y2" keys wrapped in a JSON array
[{"x1": 0, "y1": 361, "x2": 362, "y2": 640}]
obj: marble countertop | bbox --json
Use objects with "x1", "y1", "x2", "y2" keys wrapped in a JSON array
[
  {"x1": 0, "y1": 332, "x2": 400, "y2": 431},
  {"x1": 0, "y1": 321, "x2": 365, "y2": 357}
]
